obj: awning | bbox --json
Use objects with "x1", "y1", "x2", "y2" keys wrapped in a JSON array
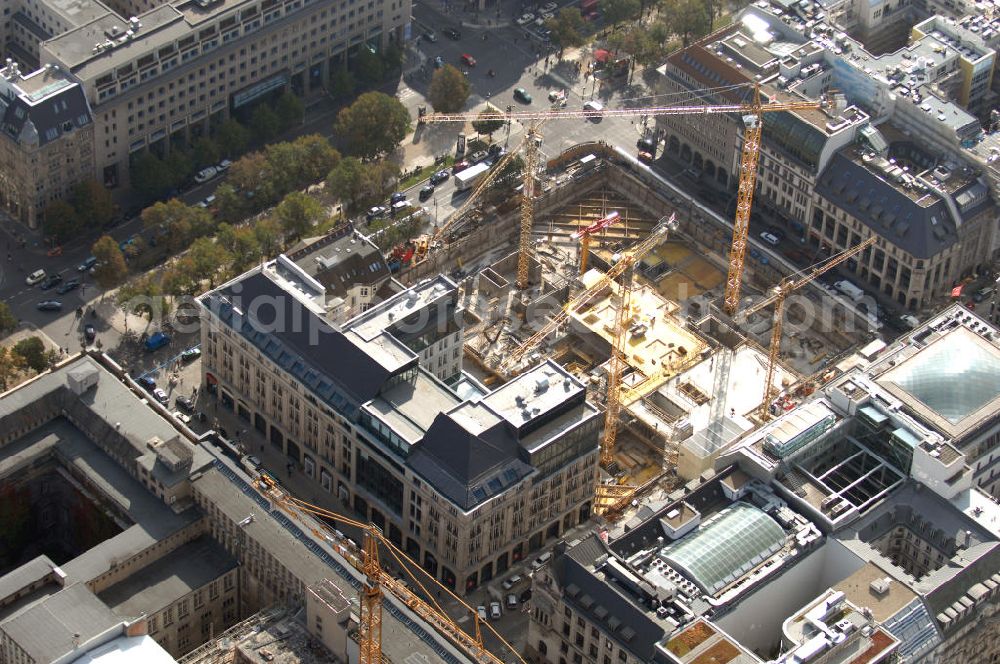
[
  {"x1": 593, "y1": 48, "x2": 611, "y2": 62},
  {"x1": 206, "y1": 372, "x2": 218, "y2": 385}
]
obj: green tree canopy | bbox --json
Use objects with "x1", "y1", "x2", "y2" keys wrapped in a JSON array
[
  {"x1": 275, "y1": 191, "x2": 325, "y2": 242},
  {"x1": 250, "y1": 105, "x2": 282, "y2": 143},
  {"x1": 275, "y1": 92, "x2": 305, "y2": 130},
  {"x1": 188, "y1": 237, "x2": 232, "y2": 288},
  {"x1": 335, "y1": 92, "x2": 411, "y2": 159},
  {"x1": 472, "y1": 109, "x2": 505, "y2": 138},
  {"x1": 428, "y1": 65, "x2": 471, "y2": 114},
  {"x1": 547, "y1": 8, "x2": 586, "y2": 53},
  {"x1": 117, "y1": 274, "x2": 164, "y2": 319},
  {"x1": 355, "y1": 47, "x2": 385, "y2": 84},
  {"x1": 600, "y1": 0, "x2": 641, "y2": 24},
  {"x1": 326, "y1": 157, "x2": 399, "y2": 214},
  {"x1": 217, "y1": 223, "x2": 262, "y2": 272},
  {"x1": 13, "y1": 337, "x2": 50, "y2": 373},
  {"x1": 91, "y1": 235, "x2": 128, "y2": 289},
  {"x1": 659, "y1": 0, "x2": 711, "y2": 46},
  {"x1": 41, "y1": 201, "x2": 80, "y2": 243},
  {"x1": 142, "y1": 199, "x2": 214, "y2": 252},
  {"x1": 0, "y1": 346, "x2": 21, "y2": 390},
  {"x1": 227, "y1": 152, "x2": 278, "y2": 206},
  {"x1": 330, "y1": 66, "x2": 356, "y2": 99},
  {"x1": 70, "y1": 180, "x2": 115, "y2": 229},
  {"x1": 192, "y1": 136, "x2": 221, "y2": 167},
  {"x1": 163, "y1": 150, "x2": 194, "y2": 191},
  {"x1": 0, "y1": 302, "x2": 16, "y2": 335},
  {"x1": 215, "y1": 119, "x2": 250, "y2": 157},
  {"x1": 130, "y1": 152, "x2": 171, "y2": 200}
]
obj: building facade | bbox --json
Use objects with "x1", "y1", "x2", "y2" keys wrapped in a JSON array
[
  {"x1": 198, "y1": 258, "x2": 602, "y2": 594},
  {"x1": 0, "y1": 0, "x2": 409, "y2": 226}
]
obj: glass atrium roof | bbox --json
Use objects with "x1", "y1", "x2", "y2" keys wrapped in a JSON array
[
  {"x1": 883, "y1": 331, "x2": 1000, "y2": 424},
  {"x1": 660, "y1": 502, "x2": 785, "y2": 594}
]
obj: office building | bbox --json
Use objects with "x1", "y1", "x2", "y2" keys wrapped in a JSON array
[
  {"x1": 0, "y1": 0, "x2": 408, "y2": 227},
  {"x1": 197, "y1": 241, "x2": 603, "y2": 594}
]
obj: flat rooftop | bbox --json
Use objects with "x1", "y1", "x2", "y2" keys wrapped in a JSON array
[
  {"x1": 98, "y1": 536, "x2": 237, "y2": 618},
  {"x1": 481, "y1": 360, "x2": 588, "y2": 432},
  {"x1": 660, "y1": 619, "x2": 759, "y2": 664},
  {"x1": 832, "y1": 562, "x2": 918, "y2": 623},
  {"x1": 874, "y1": 313, "x2": 1000, "y2": 440},
  {"x1": 362, "y1": 370, "x2": 462, "y2": 446}
]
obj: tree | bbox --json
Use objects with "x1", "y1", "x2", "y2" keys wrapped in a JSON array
[
  {"x1": 0, "y1": 347, "x2": 20, "y2": 390},
  {"x1": 334, "y1": 92, "x2": 410, "y2": 159},
  {"x1": 330, "y1": 66, "x2": 356, "y2": 99},
  {"x1": 161, "y1": 257, "x2": 200, "y2": 296},
  {"x1": 600, "y1": 0, "x2": 641, "y2": 24},
  {"x1": 326, "y1": 157, "x2": 401, "y2": 214},
  {"x1": 91, "y1": 235, "x2": 128, "y2": 289},
  {"x1": 217, "y1": 223, "x2": 261, "y2": 272},
  {"x1": 547, "y1": 8, "x2": 586, "y2": 54},
  {"x1": 13, "y1": 337, "x2": 49, "y2": 373},
  {"x1": 490, "y1": 154, "x2": 525, "y2": 191},
  {"x1": 216, "y1": 119, "x2": 250, "y2": 157},
  {"x1": 428, "y1": 65, "x2": 471, "y2": 114},
  {"x1": 213, "y1": 183, "x2": 248, "y2": 223},
  {"x1": 192, "y1": 136, "x2": 221, "y2": 167},
  {"x1": 250, "y1": 105, "x2": 282, "y2": 143},
  {"x1": 0, "y1": 302, "x2": 16, "y2": 335},
  {"x1": 227, "y1": 152, "x2": 277, "y2": 206},
  {"x1": 117, "y1": 274, "x2": 164, "y2": 319},
  {"x1": 275, "y1": 192, "x2": 325, "y2": 242},
  {"x1": 659, "y1": 0, "x2": 711, "y2": 46},
  {"x1": 472, "y1": 109, "x2": 505, "y2": 139},
  {"x1": 71, "y1": 180, "x2": 115, "y2": 229},
  {"x1": 254, "y1": 217, "x2": 283, "y2": 259},
  {"x1": 292, "y1": 135, "x2": 341, "y2": 184},
  {"x1": 354, "y1": 47, "x2": 385, "y2": 84},
  {"x1": 142, "y1": 199, "x2": 196, "y2": 252},
  {"x1": 382, "y1": 42, "x2": 404, "y2": 70},
  {"x1": 164, "y1": 150, "x2": 194, "y2": 192},
  {"x1": 41, "y1": 201, "x2": 80, "y2": 243},
  {"x1": 130, "y1": 152, "x2": 171, "y2": 200},
  {"x1": 275, "y1": 92, "x2": 305, "y2": 130},
  {"x1": 188, "y1": 237, "x2": 232, "y2": 288}
]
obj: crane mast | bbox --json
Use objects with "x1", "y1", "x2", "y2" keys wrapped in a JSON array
[{"x1": 601, "y1": 265, "x2": 634, "y2": 467}]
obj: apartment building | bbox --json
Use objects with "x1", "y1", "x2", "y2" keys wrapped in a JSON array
[
  {"x1": 0, "y1": 0, "x2": 409, "y2": 227},
  {"x1": 198, "y1": 252, "x2": 602, "y2": 593},
  {"x1": 0, "y1": 352, "x2": 470, "y2": 662}
]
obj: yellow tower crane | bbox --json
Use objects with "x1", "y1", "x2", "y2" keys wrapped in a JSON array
[
  {"x1": 422, "y1": 82, "x2": 823, "y2": 308},
  {"x1": 737, "y1": 236, "x2": 877, "y2": 420},
  {"x1": 253, "y1": 474, "x2": 522, "y2": 664}
]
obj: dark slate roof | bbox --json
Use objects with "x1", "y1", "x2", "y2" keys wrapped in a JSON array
[
  {"x1": 407, "y1": 413, "x2": 533, "y2": 511},
  {"x1": 0, "y1": 75, "x2": 91, "y2": 147},
  {"x1": 204, "y1": 272, "x2": 394, "y2": 414},
  {"x1": 816, "y1": 152, "x2": 958, "y2": 259},
  {"x1": 553, "y1": 534, "x2": 665, "y2": 661},
  {"x1": 286, "y1": 226, "x2": 390, "y2": 300}
]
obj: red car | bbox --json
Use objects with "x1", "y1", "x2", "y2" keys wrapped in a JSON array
[
  {"x1": 452, "y1": 160, "x2": 470, "y2": 174},
  {"x1": 461, "y1": 53, "x2": 477, "y2": 67}
]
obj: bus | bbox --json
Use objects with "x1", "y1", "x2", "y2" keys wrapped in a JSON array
[{"x1": 454, "y1": 162, "x2": 490, "y2": 191}]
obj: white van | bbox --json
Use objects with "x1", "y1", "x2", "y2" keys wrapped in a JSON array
[
  {"x1": 834, "y1": 280, "x2": 865, "y2": 303},
  {"x1": 583, "y1": 100, "x2": 604, "y2": 119},
  {"x1": 26, "y1": 269, "x2": 46, "y2": 286}
]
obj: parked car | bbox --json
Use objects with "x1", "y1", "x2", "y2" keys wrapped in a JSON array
[
  {"x1": 540, "y1": 1, "x2": 557, "y2": 12},
  {"x1": 39, "y1": 274, "x2": 63, "y2": 290},
  {"x1": 366, "y1": 205, "x2": 388, "y2": 221},
  {"x1": 196, "y1": 194, "x2": 216, "y2": 209},
  {"x1": 152, "y1": 388, "x2": 169, "y2": 404},
  {"x1": 506, "y1": 594, "x2": 518, "y2": 609},
  {"x1": 461, "y1": 53, "x2": 477, "y2": 67},
  {"x1": 513, "y1": 87, "x2": 533, "y2": 103},
  {"x1": 181, "y1": 347, "x2": 202, "y2": 361},
  {"x1": 637, "y1": 136, "x2": 656, "y2": 153},
  {"x1": 176, "y1": 395, "x2": 195, "y2": 412},
  {"x1": 390, "y1": 192, "x2": 407, "y2": 205},
  {"x1": 138, "y1": 376, "x2": 156, "y2": 391},
  {"x1": 217, "y1": 159, "x2": 233, "y2": 172},
  {"x1": 452, "y1": 160, "x2": 470, "y2": 174},
  {"x1": 489, "y1": 601, "x2": 502, "y2": 620},
  {"x1": 194, "y1": 166, "x2": 218, "y2": 183},
  {"x1": 78, "y1": 256, "x2": 98, "y2": 272},
  {"x1": 469, "y1": 150, "x2": 489, "y2": 164},
  {"x1": 531, "y1": 551, "x2": 552, "y2": 570},
  {"x1": 502, "y1": 574, "x2": 523, "y2": 591},
  {"x1": 516, "y1": 12, "x2": 536, "y2": 25},
  {"x1": 84, "y1": 323, "x2": 96, "y2": 343},
  {"x1": 548, "y1": 89, "x2": 566, "y2": 103},
  {"x1": 26, "y1": 269, "x2": 46, "y2": 286},
  {"x1": 477, "y1": 606, "x2": 488, "y2": 622},
  {"x1": 36, "y1": 300, "x2": 62, "y2": 311},
  {"x1": 173, "y1": 410, "x2": 192, "y2": 425},
  {"x1": 759, "y1": 231, "x2": 780, "y2": 246},
  {"x1": 539, "y1": 10, "x2": 555, "y2": 21},
  {"x1": 419, "y1": 184, "x2": 435, "y2": 201},
  {"x1": 56, "y1": 279, "x2": 80, "y2": 294},
  {"x1": 423, "y1": 30, "x2": 438, "y2": 42},
  {"x1": 144, "y1": 331, "x2": 171, "y2": 352},
  {"x1": 430, "y1": 170, "x2": 450, "y2": 185},
  {"x1": 488, "y1": 143, "x2": 506, "y2": 157},
  {"x1": 638, "y1": 151, "x2": 654, "y2": 163},
  {"x1": 433, "y1": 55, "x2": 444, "y2": 69},
  {"x1": 443, "y1": 27, "x2": 461, "y2": 40}
]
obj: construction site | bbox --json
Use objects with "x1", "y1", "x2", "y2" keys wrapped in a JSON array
[{"x1": 389, "y1": 94, "x2": 880, "y2": 524}]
